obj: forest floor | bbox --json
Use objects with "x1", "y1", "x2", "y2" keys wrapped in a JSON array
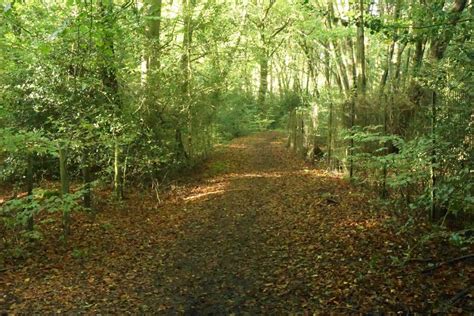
[{"x1": 1, "y1": 131, "x2": 473, "y2": 314}]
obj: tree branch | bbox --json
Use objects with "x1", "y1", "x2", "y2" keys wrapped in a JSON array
[
  {"x1": 269, "y1": 18, "x2": 292, "y2": 40},
  {"x1": 422, "y1": 254, "x2": 474, "y2": 274}
]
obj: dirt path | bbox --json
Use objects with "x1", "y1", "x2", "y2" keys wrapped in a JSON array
[
  {"x1": 2, "y1": 132, "x2": 472, "y2": 314},
  {"x1": 140, "y1": 132, "x2": 472, "y2": 313},
  {"x1": 149, "y1": 132, "x2": 324, "y2": 313}
]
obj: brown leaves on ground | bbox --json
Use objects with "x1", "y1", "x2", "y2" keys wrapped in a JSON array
[{"x1": 1, "y1": 131, "x2": 473, "y2": 314}]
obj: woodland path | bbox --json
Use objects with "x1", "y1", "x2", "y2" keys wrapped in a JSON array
[
  {"x1": 140, "y1": 132, "x2": 472, "y2": 313},
  {"x1": 2, "y1": 132, "x2": 472, "y2": 314},
  {"x1": 147, "y1": 131, "x2": 346, "y2": 313}
]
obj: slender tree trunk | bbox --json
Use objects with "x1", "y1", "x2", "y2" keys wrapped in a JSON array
[
  {"x1": 356, "y1": 0, "x2": 367, "y2": 95},
  {"x1": 349, "y1": 0, "x2": 367, "y2": 180},
  {"x1": 59, "y1": 146, "x2": 70, "y2": 238},
  {"x1": 82, "y1": 149, "x2": 92, "y2": 209},
  {"x1": 328, "y1": 102, "x2": 334, "y2": 168},
  {"x1": 269, "y1": 59, "x2": 274, "y2": 94},
  {"x1": 146, "y1": 0, "x2": 162, "y2": 71},
  {"x1": 181, "y1": 0, "x2": 192, "y2": 97},
  {"x1": 327, "y1": 0, "x2": 351, "y2": 95},
  {"x1": 380, "y1": 42, "x2": 396, "y2": 198},
  {"x1": 379, "y1": 0, "x2": 401, "y2": 195},
  {"x1": 393, "y1": 42, "x2": 407, "y2": 85},
  {"x1": 412, "y1": 37, "x2": 426, "y2": 77},
  {"x1": 295, "y1": 110, "x2": 305, "y2": 157},
  {"x1": 430, "y1": 91, "x2": 437, "y2": 220},
  {"x1": 25, "y1": 154, "x2": 34, "y2": 230},
  {"x1": 346, "y1": 38, "x2": 357, "y2": 91},
  {"x1": 99, "y1": 0, "x2": 122, "y2": 199},
  {"x1": 113, "y1": 139, "x2": 123, "y2": 200},
  {"x1": 380, "y1": 43, "x2": 396, "y2": 93},
  {"x1": 331, "y1": 40, "x2": 350, "y2": 93},
  {"x1": 120, "y1": 146, "x2": 130, "y2": 194},
  {"x1": 324, "y1": 47, "x2": 334, "y2": 168},
  {"x1": 349, "y1": 98, "x2": 355, "y2": 179},
  {"x1": 305, "y1": 60, "x2": 310, "y2": 93},
  {"x1": 381, "y1": 101, "x2": 389, "y2": 198},
  {"x1": 178, "y1": 0, "x2": 195, "y2": 160},
  {"x1": 142, "y1": 0, "x2": 162, "y2": 93},
  {"x1": 258, "y1": 53, "x2": 269, "y2": 111},
  {"x1": 401, "y1": 46, "x2": 411, "y2": 88},
  {"x1": 308, "y1": 104, "x2": 318, "y2": 160}
]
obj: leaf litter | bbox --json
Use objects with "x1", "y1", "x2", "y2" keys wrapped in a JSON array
[{"x1": 1, "y1": 131, "x2": 472, "y2": 314}]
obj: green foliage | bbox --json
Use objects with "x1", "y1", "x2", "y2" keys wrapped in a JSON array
[
  {"x1": 1, "y1": 195, "x2": 41, "y2": 228},
  {"x1": 0, "y1": 0, "x2": 472, "y2": 250},
  {"x1": 215, "y1": 92, "x2": 260, "y2": 140},
  {"x1": 449, "y1": 231, "x2": 473, "y2": 248},
  {"x1": 343, "y1": 125, "x2": 404, "y2": 183},
  {"x1": 343, "y1": 115, "x2": 472, "y2": 219},
  {"x1": 0, "y1": 129, "x2": 56, "y2": 156},
  {"x1": 205, "y1": 161, "x2": 229, "y2": 177},
  {"x1": 72, "y1": 247, "x2": 90, "y2": 260},
  {"x1": 0, "y1": 187, "x2": 87, "y2": 248},
  {"x1": 269, "y1": 92, "x2": 304, "y2": 129},
  {"x1": 43, "y1": 189, "x2": 86, "y2": 216}
]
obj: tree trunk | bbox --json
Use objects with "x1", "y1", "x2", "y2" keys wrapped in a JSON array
[
  {"x1": 82, "y1": 149, "x2": 92, "y2": 209},
  {"x1": 258, "y1": 54, "x2": 269, "y2": 111},
  {"x1": 181, "y1": 0, "x2": 193, "y2": 97},
  {"x1": 430, "y1": 91, "x2": 437, "y2": 220},
  {"x1": 113, "y1": 139, "x2": 123, "y2": 200},
  {"x1": 348, "y1": 0, "x2": 367, "y2": 180},
  {"x1": 25, "y1": 154, "x2": 34, "y2": 230},
  {"x1": 327, "y1": 0, "x2": 351, "y2": 95},
  {"x1": 380, "y1": 42, "x2": 396, "y2": 197},
  {"x1": 430, "y1": 0, "x2": 468, "y2": 60},
  {"x1": 349, "y1": 98, "x2": 355, "y2": 179},
  {"x1": 379, "y1": 0, "x2": 402, "y2": 196},
  {"x1": 180, "y1": 0, "x2": 195, "y2": 160},
  {"x1": 331, "y1": 40, "x2": 351, "y2": 94},
  {"x1": 59, "y1": 146, "x2": 70, "y2": 238},
  {"x1": 146, "y1": 0, "x2": 162, "y2": 71},
  {"x1": 99, "y1": 0, "x2": 122, "y2": 200},
  {"x1": 356, "y1": 0, "x2": 367, "y2": 95},
  {"x1": 324, "y1": 48, "x2": 334, "y2": 168},
  {"x1": 427, "y1": 0, "x2": 467, "y2": 220}
]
